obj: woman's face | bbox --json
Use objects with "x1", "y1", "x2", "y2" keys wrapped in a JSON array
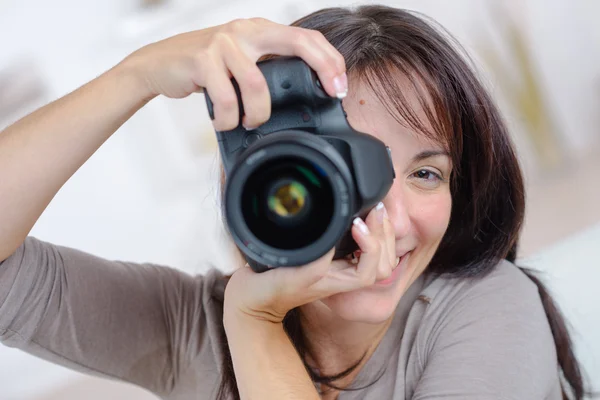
[{"x1": 318, "y1": 75, "x2": 453, "y2": 324}]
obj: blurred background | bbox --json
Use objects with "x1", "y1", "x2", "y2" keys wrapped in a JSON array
[{"x1": 0, "y1": 0, "x2": 599, "y2": 398}]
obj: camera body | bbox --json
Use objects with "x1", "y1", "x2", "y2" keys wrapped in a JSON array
[{"x1": 205, "y1": 57, "x2": 395, "y2": 273}]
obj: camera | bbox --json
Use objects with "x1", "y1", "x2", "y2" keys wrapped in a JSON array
[{"x1": 205, "y1": 57, "x2": 394, "y2": 273}]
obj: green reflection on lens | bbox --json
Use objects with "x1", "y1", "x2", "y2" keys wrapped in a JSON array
[{"x1": 295, "y1": 165, "x2": 321, "y2": 188}]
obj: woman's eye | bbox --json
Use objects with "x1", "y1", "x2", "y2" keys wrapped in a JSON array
[{"x1": 411, "y1": 169, "x2": 442, "y2": 189}]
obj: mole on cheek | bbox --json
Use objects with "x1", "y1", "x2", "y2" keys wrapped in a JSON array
[{"x1": 359, "y1": 99, "x2": 366, "y2": 105}]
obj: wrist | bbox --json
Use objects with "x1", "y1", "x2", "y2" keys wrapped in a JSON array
[
  {"x1": 110, "y1": 56, "x2": 158, "y2": 104},
  {"x1": 223, "y1": 306, "x2": 283, "y2": 336},
  {"x1": 224, "y1": 306, "x2": 319, "y2": 400},
  {"x1": 223, "y1": 273, "x2": 290, "y2": 327}
]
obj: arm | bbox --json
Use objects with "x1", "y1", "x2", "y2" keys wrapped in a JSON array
[
  {"x1": 0, "y1": 17, "x2": 348, "y2": 263},
  {"x1": 224, "y1": 311, "x2": 320, "y2": 400},
  {"x1": 0, "y1": 64, "x2": 152, "y2": 261},
  {"x1": 0, "y1": 18, "x2": 349, "y2": 397},
  {"x1": 0, "y1": 237, "x2": 213, "y2": 397},
  {"x1": 412, "y1": 264, "x2": 561, "y2": 399}
]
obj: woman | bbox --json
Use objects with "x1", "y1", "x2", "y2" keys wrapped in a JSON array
[{"x1": 0, "y1": 5, "x2": 587, "y2": 400}]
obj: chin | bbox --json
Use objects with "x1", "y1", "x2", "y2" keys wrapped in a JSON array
[
  {"x1": 321, "y1": 252, "x2": 418, "y2": 324},
  {"x1": 320, "y1": 284, "x2": 405, "y2": 324}
]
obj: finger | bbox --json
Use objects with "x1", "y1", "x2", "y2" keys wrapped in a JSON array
[
  {"x1": 383, "y1": 215, "x2": 397, "y2": 267},
  {"x1": 254, "y1": 25, "x2": 347, "y2": 98},
  {"x1": 311, "y1": 217, "x2": 378, "y2": 293},
  {"x1": 200, "y1": 56, "x2": 241, "y2": 131},
  {"x1": 288, "y1": 247, "x2": 335, "y2": 282},
  {"x1": 377, "y1": 202, "x2": 396, "y2": 280},
  {"x1": 364, "y1": 203, "x2": 384, "y2": 238},
  {"x1": 377, "y1": 202, "x2": 396, "y2": 266},
  {"x1": 363, "y1": 203, "x2": 394, "y2": 281},
  {"x1": 313, "y1": 29, "x2": 347, "y2": 77},
  {"x1": 259, "y1": 247, "x2": 335, "y2": 310},
  {"x1": 222, "y1": 41, "x2": 272, "y2": 130},
  {"x1": 350, "y1": 217, "x2": 380, "y2": 286},
  {"x1": 267, "y1": 247, "x2": 335, "y2": 292},
  {"x1": 367, "y1": 203, "x2": 394, "y2": 262}
]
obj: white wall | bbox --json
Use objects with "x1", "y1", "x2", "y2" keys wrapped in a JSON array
[{"x1": 522, "y1": 223, "x2": 600, "y2": 393}]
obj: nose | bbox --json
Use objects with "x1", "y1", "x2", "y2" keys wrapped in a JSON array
[{"x1": 382, "y1": 184, "x2": 411, "y2": 239}]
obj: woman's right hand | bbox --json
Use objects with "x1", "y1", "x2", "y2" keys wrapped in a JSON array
[
  {"x1": 0, "y1": 17, "x2": 347, "y2": 261},
  {"x1": 121, "y1": 17, "x2": 348, "y2": 131}
]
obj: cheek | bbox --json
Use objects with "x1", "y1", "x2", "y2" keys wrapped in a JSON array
[{"x1": 410, "y1": 191, "x2": 452, "y2": 244}]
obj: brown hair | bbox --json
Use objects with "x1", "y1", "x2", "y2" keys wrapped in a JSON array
[{"x1": 215, "y1": 5, "x2": 588, "y2": 399}]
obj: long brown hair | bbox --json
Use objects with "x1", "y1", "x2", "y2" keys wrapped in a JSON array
[{"x1": 215, "y1": 5, "x2": 587, "y2": 399}]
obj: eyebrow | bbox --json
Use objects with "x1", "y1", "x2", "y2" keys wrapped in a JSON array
[{"x1": 411, "y1": 150, "x2": 450, "y2": 163}]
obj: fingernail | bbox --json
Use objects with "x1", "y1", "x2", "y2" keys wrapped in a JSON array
[
  {"x1": 243, "y1": 124, "x2": 256, "y2": 131},
  {"x1": 376, "y1": 202, "x2": 388, "y2": 223},
  {"x1": 333, "y1": 73, "x2": 348, "y2": 99},
  {"x1": 353, "y1": 217, "x2": 370, "y2": 235}
]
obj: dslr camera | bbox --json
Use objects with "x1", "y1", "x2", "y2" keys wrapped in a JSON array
[{"x1": 205, "y1": 57, "x2": 394, "y2": 273}]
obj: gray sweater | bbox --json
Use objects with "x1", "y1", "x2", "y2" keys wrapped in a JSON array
[{"x1": 0, "y1": 237, "x2": 562, "y2": 399}]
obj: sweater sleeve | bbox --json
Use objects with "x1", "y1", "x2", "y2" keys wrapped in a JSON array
[
  {"x1": 411, "y1": 262, "x2": 562, "y2": 400},
  {"x1": 0, "y1": 237, "x2": 218, "y2": 397}
]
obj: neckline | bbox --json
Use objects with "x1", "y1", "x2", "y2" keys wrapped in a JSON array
[{"x1": 340, "y1": 274, "x2": 427, "y2": 393}]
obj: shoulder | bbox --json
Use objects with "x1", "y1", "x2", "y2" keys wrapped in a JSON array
[
  {"x1": 424, "y1": 260, "x2": 542, "y2": 314},
  {"x1": 409, "y1": 260, "x2": 561, "y2": 398},
  {"x1": 420, "y1": 260, "x2": 553, "y2": 344}
]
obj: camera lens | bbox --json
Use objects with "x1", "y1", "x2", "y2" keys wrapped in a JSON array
[
  {"x1": 241, "y1": 157, "x2": 334, "y2": 250},
  {"x1": 224, "y1": 131, "x2": 359, "y2": 270}
]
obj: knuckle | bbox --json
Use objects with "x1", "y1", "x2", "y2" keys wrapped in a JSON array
[
  {"x1": 294, "y1": 29, "x2": 313, "y2": 50},
  {"x1": 193, "y1": 47, "x2": 209, "y2": 62},
  {"x1": 309, "y1": 29, "x2": 326, "y2": 43},
  {"x1": 248, "y1": 17, "x2": 270, "y2": 25},
  {"x1": 218, "y1": 93, "x2": 238, "y2": 111},
  {"x1": 226, "y1": 18, "x2": 247, "y2": 32},
  {"x1": 212, "y1": 31, "x2": 234, "y2": 48},
  {"x1": 193, "y1": 48, "x2": 212, "y2": 71},
  {"x1": 360, "y1": 270, "x2": 377, "y2": 286},
  {"x1": 241, "y1": 70, "x2": 270, "y2": 126},
  {"x1": 243, "y1": 69, "x2": 266, "y2": 91}
]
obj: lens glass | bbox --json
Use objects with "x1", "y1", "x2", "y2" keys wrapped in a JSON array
[
  {"x1": 268, "y1": 180, "x2": 307, "y2": 217},
  {"x1": 241, "y1": 157, "x2": 334, "y2": 250}
]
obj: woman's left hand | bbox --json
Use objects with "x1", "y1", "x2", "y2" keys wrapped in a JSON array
[{"x1": 223, "y1": 202, "x2": 397, "y2": 325}]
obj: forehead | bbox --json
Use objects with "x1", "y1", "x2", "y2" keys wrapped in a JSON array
[{"x1": 342, "y1": 71, "x2": 446, "y2": 151}]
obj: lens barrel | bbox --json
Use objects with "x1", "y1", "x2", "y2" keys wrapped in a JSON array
[{"x1": 224, "y1": 131, "x2": 355, "y2": 268}]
